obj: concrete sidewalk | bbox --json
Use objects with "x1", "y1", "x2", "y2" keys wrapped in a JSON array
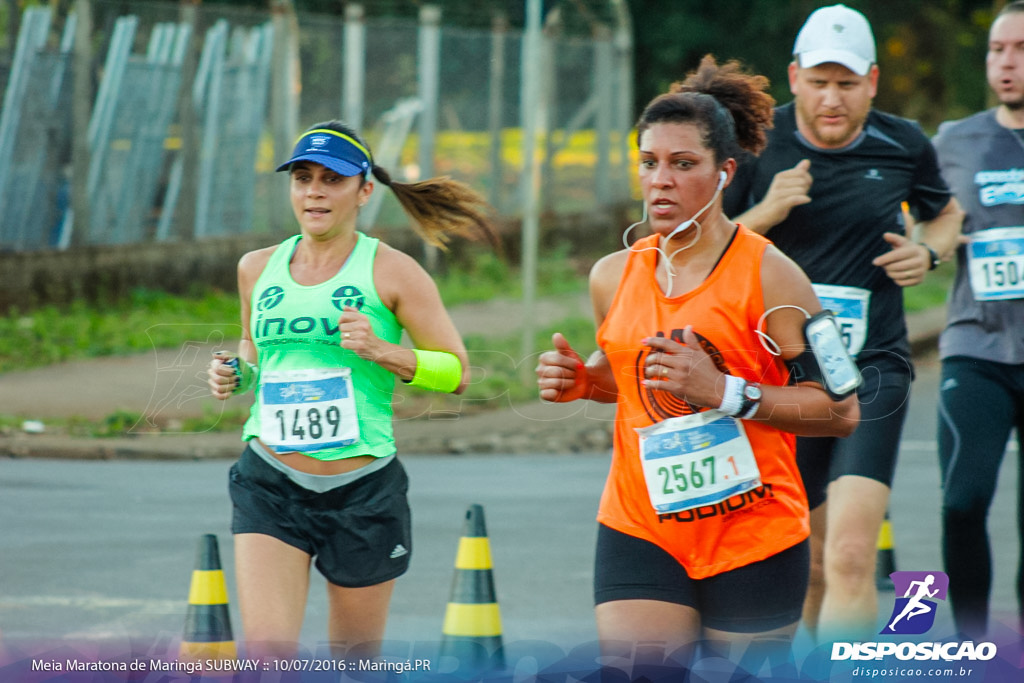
[{"x1": 0, "y1": 300, "x2": 946, "y2": 459}]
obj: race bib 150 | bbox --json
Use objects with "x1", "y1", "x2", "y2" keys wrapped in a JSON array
[{"x1": 967, "y1": 227, "x2": 1024, "y2": 301}]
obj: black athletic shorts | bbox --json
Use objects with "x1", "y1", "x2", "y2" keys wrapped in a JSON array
[
  {"x1": 797, "y1": 357, "x2": 912, "y2": 509},
  {"x1": 229, "y1": 445, "x2": 412, "y2": 587},
  {"x1": 593, "y1": 524, "x2": 809, "y2": 633}
]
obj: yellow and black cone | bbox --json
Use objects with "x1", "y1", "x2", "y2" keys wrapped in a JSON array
[
  {"x1": 875, "y1": 513, "x2": 897, "y2": 591},
  {"x1": 440, "y1": 504, "x2": 504, "y2": 671},
  {"x1": 180, "y1": 534, "x2": 236, "y2": 661}
]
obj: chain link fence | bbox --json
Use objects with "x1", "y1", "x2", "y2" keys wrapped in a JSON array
[{"x1": 0, "y1": 1, "x2": 634, "y2": 253}]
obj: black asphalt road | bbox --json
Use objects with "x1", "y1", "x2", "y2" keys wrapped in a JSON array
[{"x1": 1, "y1": 353, "x2": 1019, "y2": 657}]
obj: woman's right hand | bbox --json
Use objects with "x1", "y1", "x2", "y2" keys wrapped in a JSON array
[
  {"x1": 207, "y1": 351, "x2": 238, "y2": 401},
  {"x1": 536, "y1": 333, "x2": 589, "y2": 403}
]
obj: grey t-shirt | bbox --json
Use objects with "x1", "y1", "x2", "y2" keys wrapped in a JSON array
[{"x1": 933, "y1": 109, "x2": 1024, "y2": 364}]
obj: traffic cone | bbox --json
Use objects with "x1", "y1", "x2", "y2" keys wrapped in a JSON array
[
  {"x1": 180, "y1": 534, "x2": 236, "y2": 661},
  {"x1": 875, "y1": 513, "x2": 896, "y2": 591},
  {"x1": 439, "y1": 504, "x2": 504, "y2": 671}
]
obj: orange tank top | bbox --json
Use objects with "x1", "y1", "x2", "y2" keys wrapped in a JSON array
[{"x1": 595, "y1": 227, "x2": 808, "y2": 579}]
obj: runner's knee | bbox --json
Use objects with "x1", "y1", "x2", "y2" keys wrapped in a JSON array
[{"x1": 825, "y1": 537, "x2": 876, "y2": 584}]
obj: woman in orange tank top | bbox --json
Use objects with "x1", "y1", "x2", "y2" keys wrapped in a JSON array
[{"x1": 536, "y1": 56, "x2": 860, "y2": 672}]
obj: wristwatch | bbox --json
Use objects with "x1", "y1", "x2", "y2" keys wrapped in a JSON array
[
  {"x1": 739, "y1": 382, "x2": 762, "y2": 419},
  {"x1": 921, "y1": 243, "x2": 941, "y2": 271}
]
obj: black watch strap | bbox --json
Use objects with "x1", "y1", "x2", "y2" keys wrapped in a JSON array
[
  {"x1": 738, "y1": 383, "x2": 762, "y2": 419},
  {"x1": 922, "y1": 243, "x2": 940, "y2": 271}
]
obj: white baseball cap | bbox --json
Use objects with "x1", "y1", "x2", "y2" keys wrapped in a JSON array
[{"x1": 793, "y1": 4, "x2": 876, "y2": 76}]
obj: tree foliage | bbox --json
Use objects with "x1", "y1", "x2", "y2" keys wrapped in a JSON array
[
  {"x1": 628, "y1": 0, "x2": 999, "y2": 131},
  {"x1": 1, "y1": 0, "x2": 1002, "y2": 131}
]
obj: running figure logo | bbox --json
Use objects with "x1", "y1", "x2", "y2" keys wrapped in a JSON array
[
  {"x1": 257, "y1": 285, "x2": 285, "y2": 311},
  {"x1": 881, "y1": 571, "x2": 949, "y2": 635},
  {"x1": 332, "y1": 285, "x2": 365, "y2": 311}
]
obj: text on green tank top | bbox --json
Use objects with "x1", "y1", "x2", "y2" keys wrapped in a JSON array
[{"x1": 244, "y1": 233, "x2": 403, "y2": 459}]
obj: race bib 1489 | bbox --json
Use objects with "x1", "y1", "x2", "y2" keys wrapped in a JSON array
[{"x1": 259, "y1": 368, "x2": 360, "y2": 453}]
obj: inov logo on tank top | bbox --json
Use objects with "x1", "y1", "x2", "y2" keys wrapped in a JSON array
[{"x1": 253, "y1": 285, "x2": 366, "y2": 342}]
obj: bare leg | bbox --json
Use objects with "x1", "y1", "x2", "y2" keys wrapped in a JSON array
[
  {"x1": 801, "y1": 502, "x2": 827, "y2": 639},
  {"x1": 704, "y1": 621, "x2": 800, "y2": 678},
  {"x1": 326, "y1": 579, "x2": 396, "y2": 659},
  {"x1": 234, "y1": 533, "x2": 311, "y2": 659},
  {"x1": 596, "y1": 600, "x2": 702, "y2": 672},
  {"x1": 817, "y1": 475, "x2": 890, "y2": 641}
]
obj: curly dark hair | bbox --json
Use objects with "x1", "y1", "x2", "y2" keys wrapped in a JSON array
[{"x1": 636, "y1": 55, "x2": 775, "y2": 161}]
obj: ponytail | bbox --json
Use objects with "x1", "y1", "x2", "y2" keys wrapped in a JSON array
[{"x1": 370, "y1": 164, "x2": 500, "y2": 251}]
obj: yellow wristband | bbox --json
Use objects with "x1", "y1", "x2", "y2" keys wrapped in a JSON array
[{"x1": 407, "y1": 349, "x2": 462, "y2": 393}]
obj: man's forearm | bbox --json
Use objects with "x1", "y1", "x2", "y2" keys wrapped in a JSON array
[{"x1": 918, "y1": 198, "x2": 964, "y2": 261}]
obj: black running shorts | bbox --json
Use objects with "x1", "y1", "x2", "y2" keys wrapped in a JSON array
[
  {"x1": 229, "y1": 445, "x2": 412, "y2": 587},
  {"x1": 594, "y1": 524, "x2": 809, "y2": 633},
  {"x1": 797, "y1": 357, "x2": 912, "y2": 509}
]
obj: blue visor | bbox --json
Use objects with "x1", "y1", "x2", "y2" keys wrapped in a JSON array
[{"x1": 275, "y1": 129, "x2": 372, "y2": 177}]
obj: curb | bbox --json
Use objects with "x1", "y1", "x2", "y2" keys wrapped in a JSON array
[{"x1": 0, "y1": 432, "x2": 243, "y2": 461}]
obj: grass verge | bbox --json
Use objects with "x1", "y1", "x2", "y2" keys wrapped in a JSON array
[{"x1": 0, "y1": 253, "x2": 953, "y2": 436}]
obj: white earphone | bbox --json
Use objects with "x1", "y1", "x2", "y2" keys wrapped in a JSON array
[
  {"x1": 622, "y1": 167, "x2": 729, "y2": 297},
  {"x1": 665, "y1": 169, "x2": 728, "y2": 241}
]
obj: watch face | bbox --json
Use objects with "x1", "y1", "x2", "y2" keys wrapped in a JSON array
[{"x1": 745, "y1": 384, "x2": 762, "y2": 401}]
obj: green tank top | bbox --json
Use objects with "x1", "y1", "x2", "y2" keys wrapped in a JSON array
[{"x1": 242, "y1": 233, "x2": 403, "y2": 460}]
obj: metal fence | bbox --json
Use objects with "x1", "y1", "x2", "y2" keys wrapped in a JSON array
[
  {"x1": 0, "y1": 1, "x2": 634, "y2": 253},
  {"x1": 71, "y1": 17, "x2": 193, "y2": 247},
  {"x1": 0, "y1": 9, "x2": 74, "y2": 251},
  {"x1": 172, "y1": 19, "x2": 274, "y2": 241}
]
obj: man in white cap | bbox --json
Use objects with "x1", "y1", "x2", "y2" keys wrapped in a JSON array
[{"x1": 724, "y1": 4, "x2": 963, "y2": 641}]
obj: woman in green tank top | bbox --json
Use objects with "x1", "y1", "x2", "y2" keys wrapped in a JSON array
[{"x1": 206, "y1": 120, "x2": 498, "y2": 660}]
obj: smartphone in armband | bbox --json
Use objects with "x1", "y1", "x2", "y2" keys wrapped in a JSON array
[{"x1": 804, "y1": 311, "x2": 862, "y2": 400}]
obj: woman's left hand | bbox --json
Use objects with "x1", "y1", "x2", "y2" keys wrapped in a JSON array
[
  {"x1": 642, "y1": 325, "x2": 725, "y2": 409},
  {"x1": 338, "y1": 306, "x2": 385, "y2": 362}
]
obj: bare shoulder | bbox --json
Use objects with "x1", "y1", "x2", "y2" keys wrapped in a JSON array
[
  {"x1": 760, "y1": 244, "x2": 810, "y2": 285},
  {"x1": 373, "y1": 241, "x2": 439, "y2": 306},
  {"x1": 590, "y1": 249, "x2": 629, "y2": 320},
  {"x1": 590, "y1": 249, "x2": 629, "y2": 284},
  {"x1": 236, "y1": 244, "x2": 279, "y2": 296},
  {"x1": 373, "y1": 241, "x2": 431, "y2": 283},
  {"x1": 238, "y1": 244, "x2": 278, "y2": 276},
  {"x1": 760, "y1": 244, "x2": 819, "y2": 311},
  {"x1": 373, "y1": 240, "x2": 421, "y2": 270}
]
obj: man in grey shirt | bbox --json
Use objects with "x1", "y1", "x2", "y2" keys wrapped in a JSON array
[{"x1": 933, "y1": 0, "x2": 1024, "y2": 639}]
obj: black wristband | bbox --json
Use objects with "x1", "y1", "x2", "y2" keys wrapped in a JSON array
[{"x1": 921, "y1": 243, "x2": 940, "y2": 271}]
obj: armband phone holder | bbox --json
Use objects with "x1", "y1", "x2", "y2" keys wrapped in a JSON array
[{"x1": 786, "y1": 311, "x2": 862, "y2": 400}]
